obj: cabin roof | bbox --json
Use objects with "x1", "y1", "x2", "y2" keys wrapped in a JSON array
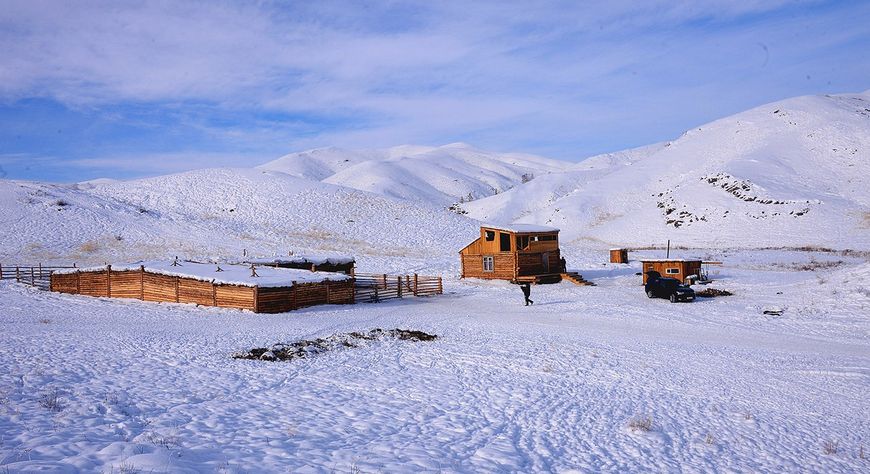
[
  {"x1": 54, "y1": 261, "x2": 351, "y2": 287},
  {"x1": 640, "y1": 258, "x2": 702, "y2": 263},
  {"x1": 483, "y1": 223, "x2": 559, "y2": 233}
]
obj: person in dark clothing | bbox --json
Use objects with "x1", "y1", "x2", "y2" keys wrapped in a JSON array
[
  {"x1": 560, "y1": 256, "x2": 567, "y2": 272},
  {"x1": 520, "y1": 282, "x2": 533, "y2": 306}
]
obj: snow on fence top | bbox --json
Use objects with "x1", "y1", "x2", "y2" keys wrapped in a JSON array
[
  {"x1": 484, "y1": 223, "x2": 560, "y2": 233},
  {"x1": 246, "y1": 255, "x2": 354, "y2": 266},
  {"x1": 53, "y1": 261, "x2": 351, "y2": 287}
]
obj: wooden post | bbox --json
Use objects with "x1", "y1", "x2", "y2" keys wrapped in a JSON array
[
  {"x1": 291, "y1": 281, "x2": 297, "y2": 310},
  {"x1": 326, "y1": 281, "x2": 331, "y2": 304},
  {"x1": 382, "y1": 273, "x2": 387, "y2": 289},
  {"x1": 76, "y1": 270, "x2": 81, "y2": 294},
  {"x1": 414, "y1": 274, "x2": 418, "y2": 296},
  {"x1": 140, "y1": 265, "x2": 145, "y2": 300},
  {"x1": 212, "y1": 281, "x2": 217, "y2": 306},
  {"x1": 175, "y1": 276, "x2": 180, "y2": 303},
  {"x1": 31, "y1": 267, "x2": 35, "y2": 286},
  {"x1": 397, "y1": 276, "x2": 402, "y2": 298},
  {"x1": 16, "y1": 266, "x2": 20, "y2": 282},
  {"x1": 437, "y1": 276, "x2": 443, "y2": 294},
  {"x1": 0, "y1": 263, "x2": 3, "y2": 280},
  {"x1": 253, "y1": 286, "x2": 259, "y2": 313},
  {"x1": 106, "y1": 265, "x2": 112, "y2": 297}
]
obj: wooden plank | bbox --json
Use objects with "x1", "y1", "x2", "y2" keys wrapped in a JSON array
[
  {"x1": 178, "y1": 278, "x2": 215, "y2": 305},
  {"x1": 215, "y1": 285, "x2": 255, "y2": 310},
  {"x1": 109, "y1": 270, "x2": 143, "y2": 299}
]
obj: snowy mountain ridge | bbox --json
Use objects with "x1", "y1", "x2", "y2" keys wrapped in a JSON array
[
  {"x1": 257, "y1": 142, "x2": 573, "y2": 206},
  {"x1": 1, "y1": 91, "x2": 868, "y2": 268}
]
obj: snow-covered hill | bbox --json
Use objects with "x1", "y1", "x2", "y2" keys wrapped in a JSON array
[
  {"x1": 462, "y1": 91, "x2": 870, "y2": 249},
  {"x1": 258, "y1": 143, "x2": 572, "y2": 206},
  {"x1": 0, "y1": 169, "x2": 478, "y2": 267}
]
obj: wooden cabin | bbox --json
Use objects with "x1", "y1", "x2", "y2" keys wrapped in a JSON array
[
  {"x1": 641, "y1": 259, "x2": 702, "y2": 285},
  {"x1": 610, "y1": 248, "x2": 629, "y2": 264},
  {"x1": 460, "y1": 224, "x2": 590, "y2": 284},
  {"x1": 49, "y1": 261, "x2": 354, "y2": 313}
]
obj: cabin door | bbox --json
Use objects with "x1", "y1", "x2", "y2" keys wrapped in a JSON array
[{"x1": 541, "y1": 252, "x2": 550, "y2": 272}]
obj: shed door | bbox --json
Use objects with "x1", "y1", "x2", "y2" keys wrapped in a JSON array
[{"x1": 542, "y1": 252, "x2": 550, "y2": 272}]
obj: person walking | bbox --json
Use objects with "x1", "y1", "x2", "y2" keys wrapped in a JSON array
[{"x1": 520, "y1": 282, "x2": 533, "y2": 306}]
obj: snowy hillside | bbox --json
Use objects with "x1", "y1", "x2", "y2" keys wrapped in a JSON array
[
  {"x1": 463, "y1": 92, "x2": 870, "y2": 249},
  {"x1": 0, "y1": 169, "x2": 477, "y2": 268},
  {"x1": 259, "y1": 143, "x2": 572, "y2": 206}
]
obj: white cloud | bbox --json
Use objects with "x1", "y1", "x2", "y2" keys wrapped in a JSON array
[{"x1": 1, "y1": 0, "x2": 868, "y2": 168}]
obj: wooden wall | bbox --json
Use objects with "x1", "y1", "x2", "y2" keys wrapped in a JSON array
[
  {"x1": 610, "y1": 249, "x2": 628, "y2": 264},
  {"x1": 642, "y1": 261, "x2": 702, "y2": 284},
  {"x1": 461, "y1": 253, "x2": 516, "y2": 280},
  {"x1": 517, "y1": 250, "x2": 561, "y2": 276},
  {"x1": 50, "y1": 267, "x2": 352, "y2": 313}
]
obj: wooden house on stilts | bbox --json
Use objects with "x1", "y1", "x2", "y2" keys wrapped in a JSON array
[{"x1": 459, "y1": 224, "x2": 591, "y2": 285}]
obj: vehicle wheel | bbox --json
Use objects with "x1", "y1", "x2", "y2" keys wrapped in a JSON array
[
  {"x1": 669, "y1": 294, "x2": 677, "y2": 303},
  {"x1": 646, "y1": 290, "x2": 654, "y2": 298}
]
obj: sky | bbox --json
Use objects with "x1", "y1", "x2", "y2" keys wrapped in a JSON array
[{"x1": 1, "y1": 0, "x2": 869, "y2": 182}]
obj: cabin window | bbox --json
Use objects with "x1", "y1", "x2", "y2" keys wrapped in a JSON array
[
  {"x1": 538, "y1": 235, "x2": 557, "y2": 241},
  {"x1": 517, "y1": 235, "x2": 530, "y2": 250},
  {"x1": 499, "y1": 232, "x2": 511, "y2": 252},
  {"x1": 484, "y1": 230, "x2": 495, "y2": 241},
  {"x1": 665, "y1": 268, "x2": 680, "y2": 274},
  {"x1": 482, "y1": 256, "x2": 494, "y2": 272}
]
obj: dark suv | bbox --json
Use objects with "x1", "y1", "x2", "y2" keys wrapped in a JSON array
[{"x1": 645, "y1": 276, "x2": 695, "y2": 303}]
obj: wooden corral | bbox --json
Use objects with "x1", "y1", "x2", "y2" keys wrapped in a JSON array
[
  {"x1": 610, "y1": 248, "x2": 629, "y2": 264},
  {"x1": 641, "y1": 259, "x2": 703, "y2": 285},
  {"x1": 460, "y1": 224, "x2": 591, "y2": 285},
  {"x1": 50, "y1": 263, "x2": 354, "y2": 313}
]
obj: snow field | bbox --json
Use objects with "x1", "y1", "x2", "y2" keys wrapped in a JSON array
[{"x1": 1, "y1": 250, "x2": 867, "y2": 472}]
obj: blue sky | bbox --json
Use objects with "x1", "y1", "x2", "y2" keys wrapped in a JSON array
[{"x1": 1, "y1": 0, "x2": 868, "y2": 182}]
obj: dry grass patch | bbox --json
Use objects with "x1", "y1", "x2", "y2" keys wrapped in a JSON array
[{"x1": 627, "y1": 415, "x2": 653, "y2": 432}]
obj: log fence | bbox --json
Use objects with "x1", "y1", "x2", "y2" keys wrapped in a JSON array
[
  {"x1": 353, "y1": 272, "x2": 443, "y2": 303},
  {"x1": 0, "y1": 263, "x2": 76, "y2": 291}
]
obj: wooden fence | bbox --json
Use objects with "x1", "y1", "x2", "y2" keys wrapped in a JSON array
[
  {"x1": 353, "y1": 272, "x2": 443, "y2": 303},
  {"x1": 48, "y1": 265, "x2": 355, "y2": 313},
  {"x1": 0, "y1": 263, "x2": 76, "y2": 291}
]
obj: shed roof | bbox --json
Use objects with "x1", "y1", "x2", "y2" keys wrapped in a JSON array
[
  {"x1": 640, "y1": 258, "x2": 703, "y2": 263},
  {"x1": 54, "y1": 261, "x2": 351, "y2": 287},
  {"x1": 246, "y1": 255, "x2": 354, "y2": 266},
  {"x1": 483, "y1": 223, "x2": 559, "y2": 233}
]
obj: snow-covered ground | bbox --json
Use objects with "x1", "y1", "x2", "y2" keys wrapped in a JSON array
[{"x1": 2, "y1": 249, "x2": 868, "y2": 472}]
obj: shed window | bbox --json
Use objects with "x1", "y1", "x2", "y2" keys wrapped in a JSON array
[
  {"x1": 665, "y1": 268, "x2": 680, "y2": 274},
  {"x1": 484, "y1": 230, "x2": 495, "y2": 241},
  {"x1": 483, "y1": 256, "x2": 494, "y2": 272},
  {"x1": 499, "y1": 232, "x2": 512, "y2": 252}
]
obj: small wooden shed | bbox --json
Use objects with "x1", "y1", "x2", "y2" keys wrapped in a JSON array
[
  {"x1": 50, "y1": 261, "x2": 354, "y2": 313},
  {"x1": 460, "y1": 224, "x2": 590, "y2": 284},
  {"x1": 247, "y1": 256, "x2": 355, "y2": 275},
  {"x1": 610, "y1": 248, "x2": 629, "y2": 264},
  {"x1": 640, "y1": 259, "x2": 703, "y2": 285}
]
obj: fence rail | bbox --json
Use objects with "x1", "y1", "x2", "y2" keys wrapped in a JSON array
[
  {"x1": 353, "y1": 272, "x2": 443, "y2": 303},
  {"x1": 0, "y1": 264, "x2": 77, "y2": 291}
]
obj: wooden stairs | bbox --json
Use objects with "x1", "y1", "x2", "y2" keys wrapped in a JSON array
[
  {"x1": 560, "y1": 272, "x2": 595, "y2": 286},
  {"x1": 515, "y1": 272, "x2": 595, "y2": 286}
]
